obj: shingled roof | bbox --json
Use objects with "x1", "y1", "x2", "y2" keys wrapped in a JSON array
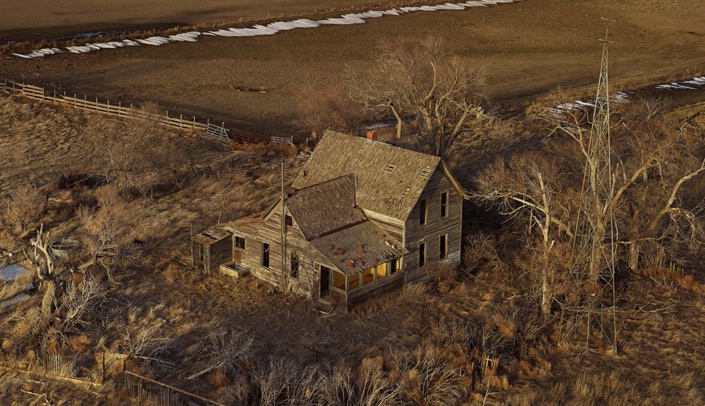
[
  {"x1": 292, "y1": 130, "x2": 465, "y2": 220},
  {"x1": 309, "y1": 221, "x2": 405, "y2": 276},
  {"x1": 285, "y1": 174, "x2": 367, "y2": 240}
]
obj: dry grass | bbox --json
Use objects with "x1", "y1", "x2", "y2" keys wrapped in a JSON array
[{"x1": 1, "y1": 92, "x2": 705, "y2": 405}]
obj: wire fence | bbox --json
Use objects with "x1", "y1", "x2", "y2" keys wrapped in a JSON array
[{"x1": 0, "y1": 78, "x2": 280, "y2": 145}]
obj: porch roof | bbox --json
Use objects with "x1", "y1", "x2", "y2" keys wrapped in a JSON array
[{"x1": 310, "y1": 221, "x2": 405, "y2": 276}]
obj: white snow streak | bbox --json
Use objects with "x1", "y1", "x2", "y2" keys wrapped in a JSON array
[{"x1": 13, "y1": 0, "x2": 519, "y2": 59}]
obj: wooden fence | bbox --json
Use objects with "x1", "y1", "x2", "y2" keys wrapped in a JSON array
[
  {"x1": 0, "y1": 78, "x2": 267, "y2": 144},
  {"x1": 124, "y1": 371, "x2": 226, "y2": 406}
]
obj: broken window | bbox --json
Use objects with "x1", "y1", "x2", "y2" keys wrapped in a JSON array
[
  {"x1": 362, "y1": 268, "x2": 375, "y2": 285},
  {"x1": 262, "y1": 243, "x2": 270, "y2": 268},
  {"x1": 440, "y1": 234, "x2": 448, "y2": 260},
  {"x1": 419, "y1": 199, "x2": 428, "y2": 225},
  {"x1": 332, "y1": 270, "x2": 346, "y2": 290},
  {"x1": 440, "y1": 191, "x2": 449, "y2": 218},
  {"x1": 419, "y1": 242, "x2": 426, "y2": 267},
  {"x1": 349, "y1": 273, "x2": 361, "y2": 290},
  {"x1": 376, "y1": 262, "x2": 388, "y2": 278},
  {"x1": 235, "y1": 236, "x2": 246, "y2": 250},
  {"x1": 285, "y1": 215, "x2": 293, "y2": 227},
  {"x1": 290, "y1": 252, "x2": 299, "y2": 278}
]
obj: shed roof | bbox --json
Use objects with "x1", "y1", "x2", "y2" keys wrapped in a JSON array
[
  {"x1": 194, "y1": 227, "x2": 232, "y2": 245},
  {"x1": 292, "y1": 130, "x2": 465, "y2": 220},
  {"x1": 285, "y1": 174, "x2": 367, "y2": 240}
]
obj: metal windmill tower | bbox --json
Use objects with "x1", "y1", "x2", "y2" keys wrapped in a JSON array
[{"x1": 569, "y1": 21, "x2": 620, "y2": 354}]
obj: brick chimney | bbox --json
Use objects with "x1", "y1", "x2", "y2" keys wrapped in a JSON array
[{"x1": 366, "y1": 130, "x2": 378, "y2": 141}]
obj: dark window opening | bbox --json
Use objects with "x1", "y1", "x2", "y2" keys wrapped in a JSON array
[
  {"x1": 440, "y1": 234, "x2": 448, "y2": 259},
  {"x1": 441, "y1": 191, "x2": 448, "y2": 218},
  {"x1": 419, "y1": 242, "x2": 426, "y2": 267},
  {"x1": 419, "y1": 199, "x2": 428, "y2": 225},
  {"x1": 320, "y1": 266, "x2": 330, "y2": 298},
  {"x1": 390, "y1": 258, "x2": 397, "y2": 274},
  {"x1": 285, "y1": 215, "x2": 293, "y2": 227},
  {"x1": 235, "y1": 236, "x2": 246, "y2": 250},
  {"x1": 290, "y1": 253, "x2": 299, "y2": 278},
  {"x1": 262, "y1": 243, "x2": 270, "y2": 268}
]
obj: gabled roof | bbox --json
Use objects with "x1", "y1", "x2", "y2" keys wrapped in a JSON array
[
  {"x1": 292, "y1": 130, "x2": 467, "y2": 220},
  {"x1": 285, "y1": 174, "x2": 367, "y2": 240}
]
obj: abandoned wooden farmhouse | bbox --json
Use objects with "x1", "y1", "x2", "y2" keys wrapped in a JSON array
[{"x1": 194, "y1": 130, "x2": 468, "y2": 307}]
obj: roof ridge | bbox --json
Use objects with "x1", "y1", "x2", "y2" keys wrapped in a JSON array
[{"x1": 290, "y1": 172, "x2": 353, "y2": 194}]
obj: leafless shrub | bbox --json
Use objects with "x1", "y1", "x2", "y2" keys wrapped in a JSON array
[
  {"x1": 186, "y1": 328, "x2": 253, "y2": 380},
  {"x1": 2, "y1": 307, "x2": 50, "y2": 357},
  {"x1": 2, "y1": 184, "x2": 45, "y2": 237},
  {"x1": 389, "y1": 345, "x2": 463, "y2": 405},
  {"x1": 463, "y1": 233, "x2": 505, "y2": 274},
  {"x1": 60, "y1": 275, "x2": 106, "y2": 332},
  {"x1": 119, "y1": 321, "x2": 174, "y2": 376}
]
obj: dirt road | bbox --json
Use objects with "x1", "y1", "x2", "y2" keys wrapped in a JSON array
[{"x1": 1, "y1": 0, "x2": 703, "y2": 136}]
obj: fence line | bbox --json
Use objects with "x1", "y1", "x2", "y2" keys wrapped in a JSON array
[
  {"x1": 124, "y1": 370, "x2": 227, "y2": 406},
  {"x1": 0, "y1": 78, "x2": 268, "y2": 144},
  {"x1": 0, "y1": 358, "x2": 101, "y2": 391}
]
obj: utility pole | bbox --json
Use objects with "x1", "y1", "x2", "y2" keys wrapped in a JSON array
[{"x1": 281, "y1": 162, "x2": 288, "y2": 291}]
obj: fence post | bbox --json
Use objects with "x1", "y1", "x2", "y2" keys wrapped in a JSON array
[{"x1": 100, "y1": 352, "x2": 105, "y2": 385}]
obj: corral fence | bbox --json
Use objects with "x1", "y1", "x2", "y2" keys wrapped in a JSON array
[
  {"x1": 124, "y1": 371, "x2": 226, "y2": 406},
  {"x1": 0, "y1": 78, "x2": 288, "y2": 145},
  {"x1": 0, "y1": 353, "x2": 101, "y2": 391}
]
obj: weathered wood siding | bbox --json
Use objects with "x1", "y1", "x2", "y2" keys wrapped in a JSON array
[
  {"x1": 232, "y1": 203, "x2": 339, "y2": 299},
  {"x1": 364, "y1": 210, "x2": 404, "y2": 242},
  {"x1": 207, "y1": 238, "x2": 232, "y2": 273},
  {"x1": 403, "y1": 169, "x2": 463, "y2": 284}
]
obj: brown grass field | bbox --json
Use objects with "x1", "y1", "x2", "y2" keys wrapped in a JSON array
[
  {"x1": 1, "y1": 0, "x2": 704, "y2": 136},
  {"x1": 1, "y1": 89, "x2": 705, "y2": 404},
  {"x1": 1, "y1": 0, "x2": 705, "y2": 404}
]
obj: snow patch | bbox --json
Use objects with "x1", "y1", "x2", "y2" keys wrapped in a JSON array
[{"x1": 11, "y1": 0, "x2": 518, "y2": 59}]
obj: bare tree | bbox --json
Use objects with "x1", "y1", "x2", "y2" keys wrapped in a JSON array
[
  {"x1": 347, "y1": 36, "x2": 488, "y2": 160},
  {"x1": 78, "y1": 187, "x2": 143, "y2": 279},
  {"x1": 476, "y1": 153, "x2": 575, "y2": 316},
  {"x1": 296, "y1": 84, "x2": 360, "y2": 142},
  {"x1": 476, "y1": 95, "x2": 705, "y2": 318}
]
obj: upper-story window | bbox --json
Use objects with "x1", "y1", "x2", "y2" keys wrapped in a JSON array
[
  {"x1": 234, "y1": 236, "x2": 246, "y2": 250},
  {"x1": 440, "y1": 191, "x2": 449, "y2": 218},
  {"x1": 262, "y1": 243, "x2": 270, "y2": 268},
  {"x1": 419, "y1": 199, "x2": 428, "y2": 225},
  {"x1": 285, "y1": 215, "x2": 293, "y2": 227}
]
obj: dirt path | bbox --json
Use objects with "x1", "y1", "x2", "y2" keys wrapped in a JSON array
[{"x1": 2, "y1": 0, "x2": 704, "y2": 136}]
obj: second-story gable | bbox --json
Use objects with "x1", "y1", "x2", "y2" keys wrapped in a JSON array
[{"x1": 292, "y1": 130, "x2": 466, "y2": 222}]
